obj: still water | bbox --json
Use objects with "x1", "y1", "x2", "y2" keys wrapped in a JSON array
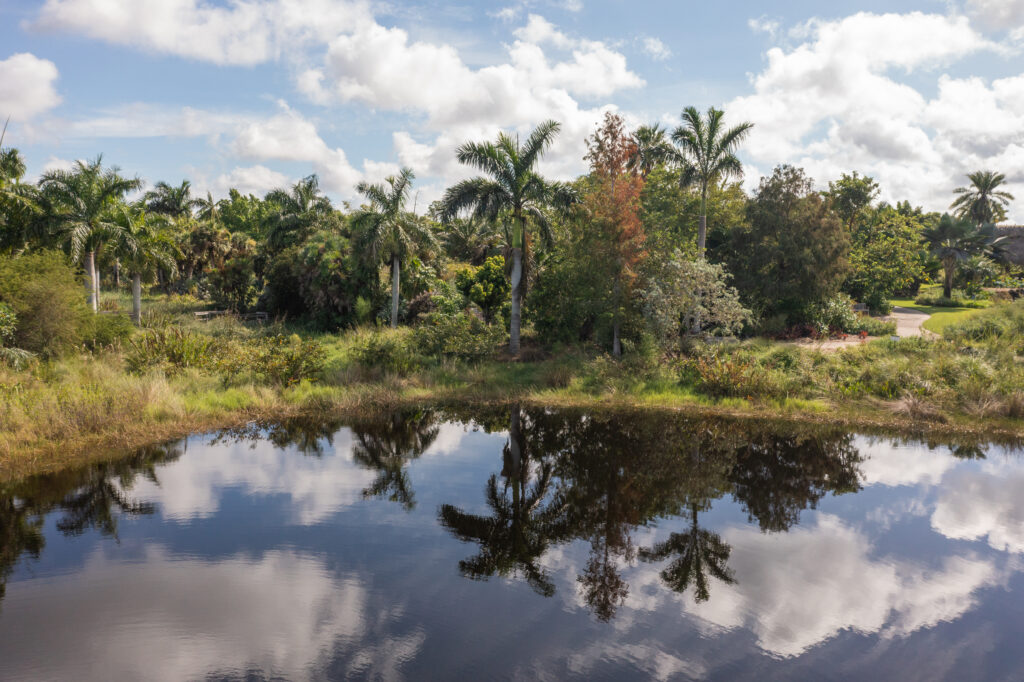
[{"x1": 1, "y1": 408, "x2": 1022, "y2": 681}]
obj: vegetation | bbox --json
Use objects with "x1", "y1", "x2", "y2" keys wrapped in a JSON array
[{"x1": 1, "y1": 106, "x2": 1023, "y2": 474}]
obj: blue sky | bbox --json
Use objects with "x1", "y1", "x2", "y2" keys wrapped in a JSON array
[{"x1": 1, "y1": 0, "x2": 1023, "y2": 219}]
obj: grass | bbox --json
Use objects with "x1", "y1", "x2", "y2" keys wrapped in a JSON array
[
  {"x1": 3, "y1": 291, "x2": 1024, "y2": 480},
  {"x1": 890, "y1": 296, "x2": 988, "y2": 334}
]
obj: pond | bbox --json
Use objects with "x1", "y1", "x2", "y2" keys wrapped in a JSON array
[{"x1": 0, "y1": 407, "x2": 1022, "y2": 680}]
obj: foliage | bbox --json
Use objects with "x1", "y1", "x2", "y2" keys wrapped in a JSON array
[
  {"x1": 640, "y1": 168, "x2": 747, "y2": 258},
  {"x1": 411, "y1": 312, "x2": 505, "y2": 360},
  {"x1": 825, "y1": 171, "x2": 879, "y2": 231},
  {"x1": 845, "y1": 207, "x2": 925, "y2": 313},
  {"x1": 685, "y1": 354, "x2": 767, "y2": 399},
  {"x1": 914, "y1": 291, "x2": 989, "y2": 308},
  {"x1": 639, "y1": 253, "x2": 750, "y2": 344},
  {"x1": 724, "y1": 165, "x2": 850, "y2": 323},
  {"x1": 922, "y1": 214, "x2": 1000, "y2": 299},
  {"x1": 0, "y1": 251, "x2": 92, "y2": 356},
  {"x1": 351, "y1": 331, "x2": 421, "y2": 375},
  {"x1": 220, "y1": 334, "x2": 327, "y2": 386},
  {"x1": 126, "y1": 327, "x2": 215, "y2": 374},
  {"x1": 455, "y1": 255, "x2": 510, "y2": 323},
  {"x1": 951, "y1": 170, "x2": 1014, "y2": 225},
  {"x1": 0, "y1": 303, "x2": 15, "y2": 345},
  {"x1": 805, "y1": 294, "x2": 858, "y2": 335},
  {"x1": 87, "y1": 314, "x2": 135, "y2": 349},
  {"x1": 209, "y1": 255, "x2": 259, "y2": 312}
]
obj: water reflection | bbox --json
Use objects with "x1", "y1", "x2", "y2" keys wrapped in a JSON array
[{"x1": 0, "y1": 408, "x2": 1022, "y2": 679}]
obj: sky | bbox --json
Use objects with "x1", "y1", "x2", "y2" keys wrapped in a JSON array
[{"x1": 1, "y1": 0, "x2": 1023, "y2": 220}]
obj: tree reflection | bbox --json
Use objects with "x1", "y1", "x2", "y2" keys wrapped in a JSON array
[
  {"x1": 351, "y1": 409, "x2": 439, "y2": 510},
  {"x1": 639, "y1": 503, "x2": 735, "y2": 602},
  {"x1": 438, "y1": 406, "x2": 571, "y2": 596}
]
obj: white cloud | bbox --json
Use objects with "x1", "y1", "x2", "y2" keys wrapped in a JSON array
[
  {"x1": 967, "y1": 0, "x2": 1024, "y2": 30},
  {"x1": 858, "y1": 438, "x2": 958, "y2": 488},
  {"x1": 211, "y1": 164, "x2": 291, "y2": 197},
  {"x1": 0, "y1": 53, "x2": 61, "y2": 120},
  {"x1": 931, "y1": 459, "x2": 1024, "y2": 553},
  {"x1": 748, "y1": 16, "x2": 781, "y2": 39},
  {"x1": 31, "y1": 0, "x2": 372, "y2": 66},
  {"x1": 729, "y1": 11, "x2": 1024, "y2": 221},
  {"x1": 640, "y1": 36, "x2": 672, "y2": 61},
  {"x1": 0, "y1": 547, "x2": 423, "y2": 681}
]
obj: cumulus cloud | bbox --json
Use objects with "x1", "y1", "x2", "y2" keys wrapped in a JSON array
[
  {"x1": 729, "y1": 11, "x2": 1024, "y2": 221},
  {"x1": 931, "y1": 460, "x2": 1024, "y2": 553},
  {"x1": 210, "y1": 164, "x2": 291, "y2": 197},
  {"x1": 31, "y1": 0, "x2": 372, "y2": 65},
  {"x1": 0, "y1": 53, "x2": 61, "y2": 120},
  {"x1": 967, "y1": 0, "x2": 1024, "y2": 30},
  {"x1": 0, "y1": 547, "x2": 424, "y2": 681}
]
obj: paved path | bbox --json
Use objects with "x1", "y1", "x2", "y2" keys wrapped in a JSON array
[{"x1": 784, "y1": 306, "x2": 935, "y2": 352}]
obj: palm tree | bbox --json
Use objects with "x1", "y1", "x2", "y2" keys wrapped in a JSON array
[
  {"x1": 672, "y1": 106, "x2": 753, "y2": 257},
  {"x1": 627, "y1": 123, "x2": 677, "y2": 178},
  {"x1": 951, "y1": 171, "x2": 1015, "y2": 226},
  {"x1": 0, "y1": 147, "x2": 41, "y2": 251},
  {"x1": 144, "y1": 179, "x2": 199, "y2": 219},
  {"x1": 39, "y1": 157, "x2": 142, "y2": 312},
  {"x1": 638, "y1": 503, "x2": 735, "y2": 603},
  {"x1": 194, "y1": 191, "x2": 224, "y2": 226},
  {"x1": 439, "y1": 121, "x2": 578, "y2": 353},
  {"x1": 265, "y1": 175, "x2": 333, "y2": 254},
  {"x1": 922, "y1": 214, "x2": 1001, "y2": 299},
  {"x1": 439, "y1": 216, "x2": 500, "y2": 265},
  {"x1": 115, "y1": 205, "x2": 179, "y2": 325},
  {"x1": 352, "y1": 168, "x2": 435, "y2": 328}
]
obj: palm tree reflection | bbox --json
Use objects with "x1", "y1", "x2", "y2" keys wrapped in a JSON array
[
  {"x1": 351, "y1": 410, "x2": 439, "y2": 511},
  {"x1": 639, "y1": 503, "x2": 735, "y2": 603}
]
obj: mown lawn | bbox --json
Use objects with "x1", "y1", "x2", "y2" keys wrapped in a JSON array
[{"x1": 890, "y1": 298, "x2": 987, "y2": 334}]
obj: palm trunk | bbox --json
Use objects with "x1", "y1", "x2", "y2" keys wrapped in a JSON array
[
  {"x1": 86, "y1": 250, "x2": 98, "y2": 313},
  {"x1": 509, "y1": 247, "x2": 523, "y2": 355},
  {"x1": 697, "y1": 189, "x2": 708, "y2": 258},
  {"x1": 132, "y1": 273, "x2": 142, "y2": 326},
  {"x1": 944, "y1": 260, "x2": 954, "y2": 299},
  {"x1": 390, "y1": 255, "x2": 400, "y2": 328},
  {"x1": 612, "y1": 274, "x2": 622, "y2": 357},
  {"x1": 114, "y1": 260, "x2": 120, "y2": 288}
]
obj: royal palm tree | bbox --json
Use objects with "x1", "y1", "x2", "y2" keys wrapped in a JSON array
[
  {"x1": 638, "y1": 503, "x2": 735, "y2": 603},
  {"x1": 116, "y1": 205, "x2": 179, "y2": 325},
  {"x1": 439, "y1": 121, "x2": 578, "y2": 353},
  {"x1": 265, "y1": 175, "x2": 333, "y2": 254},
  {"x1": 194, "y1": 191, "x2": 224, "y2": 226},
  {"x1": 39, "y1": 157, "x2": 142, "y2": 312},
  {"x1": 951, "y1": 171, "x2": 1015, "y2": 226},
  {"x1": 627, "y1": 123, "x2": 677, "y2": 178},
  {"x1": 353, "y1": 168, "x2": 435, "y2": 328},
  {"x1": 922, "y1": 214, "x2": 1001, "y2": 299},
  {"x1": 144, "y1": 179, "x2": 199, "y2": 219},
  {"x1": 0, "y1": 147, "x2": 41, "y2": 251},
  {"x1": 672, "y1": 106, "x2": 753, "y2": 256}
]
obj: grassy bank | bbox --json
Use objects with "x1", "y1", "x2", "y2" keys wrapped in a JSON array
[{"x1": 3, "y1": 297, "x2": 1024, "y2": 480}]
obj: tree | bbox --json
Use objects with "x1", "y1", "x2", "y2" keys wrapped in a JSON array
[
  {"x1": 672, "y1": 106, "x2": 753, "y2": 256},
  {"x1": 724, "y1": 165, "x2": 850, "y2": 322},
  {"x1": 115, "y1": 205, "x2": 179, "y2": 324},
  {"x1": 951, "y1": 171, "x2": 1014, "y2": 226},
  {"x1": 350, "y1": 410, "x2": 439, "y2": 510},
  {"x1": 264, "y1": 175, "x2": 334, "y2": 255},
  {"x1": 438, "y1": 216, "x2": 500, "y2": 265},
  {"x1": 352, "y1": 168, "x2": 435, "y2": 328},
  {"x1": 844, "y1": 207, "x2": 926, "y2": 313},
  {"x1": 39, "y1": 157, "x2": 142, "y2": 312},
  {"x1": 922, "y1": 214, "x2": 1000, "y2": 298},
  {"x1": 584, "y1": 112, "x2": 646, "y2": 356},
  {"x1": 627, "y1": 123, "x2": 676, "y2": 179},
  {"x1": 826, "y1": 171, "x2": 879, "y2": 232},
  {"x1": 0, "y1": 147, "x2": 41, "y2": 251},
  {"x1": 439, "y1": 120, "x2": 578, "y2": 354},
  {"x1": 455, "y1": 255, "x2": 510, "y2": 323},
  {"x1": 144, "y1": 180, "x2": 199, "y2": 219}
]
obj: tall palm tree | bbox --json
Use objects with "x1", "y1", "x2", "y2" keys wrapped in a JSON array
[
  {"x1": 144, "y1": 179, "x2": 199, "y2": 219},
  {"x1": 194, "y1": 191, "x2": 224, "y2": 226},
  {"x1": 922, "y1": 214, "x2": 1001, "y2": 299},
  {"x1": 638, "y1": 503, "x2": 735, "y2": 603},
  {"x1": 951, "y1": 171, "x2": 1015, "y2": 226},
  {"x1": 439, "y1": 121, "x2": 578, "y2": 354},
  {"x1": 265, "y1": 175, "x2": 333, "y2": 254},
  {"x1": 627, "y1": 123, "x2": 677, "y2": 178},
  {"x1": 39, "y1": 157, "x2": 142, "y2": 312},
  {"x1": 0, "y1": 147, "x2": 41, "y2": 251},
  {"x1": 353, "y1": 168, "x2": 435, "y2": 328},
  {"x1": 115, "y1": 205, "x2": 179, "y2": 325},
  {"x1": 672, "y1": 106, "x2": 753, "y2": 256}
]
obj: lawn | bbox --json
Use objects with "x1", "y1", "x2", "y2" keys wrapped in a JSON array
[{"x1": 890, "y1": 296, "x2": 988, "y2": 334}]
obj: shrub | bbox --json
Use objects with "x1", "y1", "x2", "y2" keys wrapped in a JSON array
[
  {"x1": 914, "y1": 291, "x2": 988, "y2": 308},
  {"x1": 805, "y1": 294, "x2": 857, "y2": 335},
  {"x1": 0, "y1": 303, "x2": 16, "y2": 345},
  {"x1": 126, "y1": 327, "x2": 216, "y2": 374},
  {"x1": 351, "y1": 332, "x2": 420, "y2": 375},
  {"x1": 412, "y1": 312, "x2": 505, "y2": 361},
  {"x1": 87, "y1": 314, "x2": 135, "y2": 349},
  {"x1": 0, "y1": 251, "x2": 92, "y2": 356},
  {"x1": 685, "y1": 354, "x2": 769, "y2": 398},
  {"x1": 455, "y1": 256, "x2": 510, "y2": 323},
  {"x1": 225, "y1": 334, "x2": 326, "y2": 385},
  {"x1": 209, "y1": 256, "x2": 259, "y2": 313},
  {"x1": 851, "y1": 315, "x2": 897, "y2": 337}
]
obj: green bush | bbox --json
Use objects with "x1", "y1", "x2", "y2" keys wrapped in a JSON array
[
  {"x1": 0, "y1": 303, "x2": 15, "y2": 345},
  {"x1": 87, "y1": 314, "x2": 135, "y2": 349},
  {"x1": 914, "y1": 291, "x2": 988, "y2": 308},
  {"x1": 209, "y1": 256, "x2": 259, "y2": 313},
  {"x1": 412, "y1": 312, "x2": 505, "y2": 361},
  {"x1": 684, "y1": 354, "x2": 770, "y2": 399},
  {"x1": 126, "y1": 327, "x2": 216, "y2": 374},
  {"x1": 806, "y1": 294, "x2": 858, "y2": 334},
  {"x1": 351, "y1": 332, "x2": 420, "y2": 375},
  {"x1": 851, "y1": 315, "x2": 897, "y2": 337},
  {"x1": 220, "y1": 334, "x2": 326, "y2": 385},
  {"x1": 455, "y1": 256, "x2": 510, "y2": 323},
  {"x1": 0, "y1": 251, "x2": 92, "y2": 356}
]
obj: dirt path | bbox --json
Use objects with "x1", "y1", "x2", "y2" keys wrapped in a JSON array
[{"x1": 783, "y1": 306, "x2": 934, "y2": 352}]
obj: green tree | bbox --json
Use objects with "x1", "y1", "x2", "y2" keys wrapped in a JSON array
[
  {"x1": 0, "y1": 147, "x2": 41, "y2": 251},
  {"x1": 439, "y1": 121, "x2": 578, "y2": 354},
  {"x1": 115, "y1": 205, "x2": 179, "y2": 324},
  {"x1": 672, "y1": 106, "x2": 753, "y2": 256},
  {"x1": 627, "y1": 123, "x2": 676, "y2": 179},
  {"x1": 845, "y1": 207, "x2": 926, "y2": 313},
  {"x1": 38, "y1": 157, "x2": 142, "y2": 312},
  {"x1": 264, "y1": 175, "x2": 334, "y2": 255},
  {"x1": 144, "y1": 180, "x2": 199, "y2": 219},
  {"x1": 826, "y1": 171, "x2": 879, "y2": 232},
  {"x1": 922, "y1": 214, "x2": 1000, "y2": 298},
  {"x1": 951, "y1": 171, "x2": 1014, "y2": 226},
  {"x1": 724, "y1": 165, "x2": 850, "y2": 322},
  {"x1": 455, "y1": 255, "x2": 510, "y2": 323},
  {"x1": 353, "y1": 167, "x2": 435, "y2": 328}
]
